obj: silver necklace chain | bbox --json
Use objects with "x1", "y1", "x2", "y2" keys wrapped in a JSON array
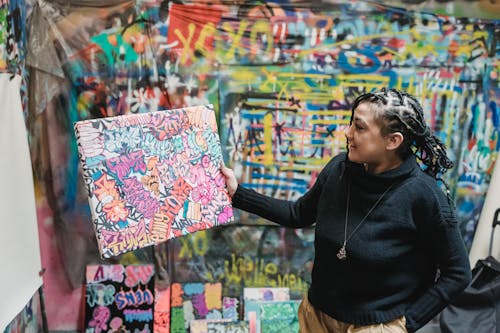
[{"x1": 337, "y1": 181, "x2": 395, "y2": 261}]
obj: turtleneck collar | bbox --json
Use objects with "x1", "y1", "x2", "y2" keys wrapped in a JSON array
[{"x1": 342, "y1": 153, "x2": 419, "y2": 189}]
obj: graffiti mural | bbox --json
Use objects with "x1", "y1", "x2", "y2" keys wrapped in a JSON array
[
  {"x1": 26, "y1": 0, "x2": 498, "y2": 330},
  {"x1": 169, "y1": 226, "x2": 313, "y2": 300},
  {"x1": 0, "y1": 0, "x2": 26, "y2": 73},
  {"x1": 372, "y1": 0, "x2": 500, "y2": 20}
]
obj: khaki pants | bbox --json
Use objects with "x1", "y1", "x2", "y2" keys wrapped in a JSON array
[{"x1": 298, "y1": 297, "x2": 407, "y2": 333}]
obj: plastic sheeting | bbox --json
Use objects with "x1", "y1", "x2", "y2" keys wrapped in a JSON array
[
  {"x1": 27, "y1": 0, "x2": 150, "y2": 290},
  {"x1": 25, "y1": 1, "x2": 499, "y2": 331},
  {"x1": 26, "y1": 3, "x2": 64, "y2": 115}
]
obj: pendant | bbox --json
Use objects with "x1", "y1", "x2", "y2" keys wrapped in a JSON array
[{"x1": 337, "y1": 243, "x2": 347, "y2": 261}]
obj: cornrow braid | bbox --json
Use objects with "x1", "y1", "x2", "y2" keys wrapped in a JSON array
[{"x1": 350, "y1": 88, "x2": 454, "y2": 179}]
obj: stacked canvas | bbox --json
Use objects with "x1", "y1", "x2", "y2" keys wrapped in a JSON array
[
  {"x1": 246, "y1": 300, "x2": 300, "y2": 333},
  {"x1": 243, "y1": 287, "x2": 299, "y2": 333},
  {"x1": 170, "y1": 282, "x2": 223, "y2": 333},
  {"x1": 190, "y1": 319, "x2": 249, "y2": 333},
  {"x1": 84, "y1": 264, "x2": 155, "y2": 332},
  {"x1": 74, "y1": 105, "x2": 234, "y2": 258}
]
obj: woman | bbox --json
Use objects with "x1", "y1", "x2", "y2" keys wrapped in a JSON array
[{"x1": 221, "y1": 88, "x2": 471, "y2": 333}]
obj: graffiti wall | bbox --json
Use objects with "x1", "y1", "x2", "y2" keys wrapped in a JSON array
[
  {"x1": 26, "y1": 0, "x2": 499, "y2": 330},
  {"x1": 0, "y1": 0, "x2": 26, "y2": 73},
  {"x1": 372, "y1": 0, "x2": 500, "y2": 20},
  {"x1": 1, "y1": 0, "x2": 28, "y2": 114}
]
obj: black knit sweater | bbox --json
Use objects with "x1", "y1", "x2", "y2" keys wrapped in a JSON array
[{"x1": 232, "y1": 152, "x2": 471, "y2": 332}]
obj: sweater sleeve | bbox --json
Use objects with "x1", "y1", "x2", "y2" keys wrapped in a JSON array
[
  {"x1": 405, "y1": 189, "x2": 472, "y2": 332},
  {"x1": 231, "y1": 157, "x2": 338, "y2": 228}
]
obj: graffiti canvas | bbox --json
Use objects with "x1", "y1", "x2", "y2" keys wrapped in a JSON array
[
  {"x1": 190, "y1": 318, "x2": 233, "y2": 333},
  {"x1": 84, "y1": 264, "x2": 155, "y2": 333},
  {"x1": 222, "y1": 296, "x2": 239, "y2": 320},
  {"x1": 3, "y1": 288, "x2": 45, "y2": 333},
  {"x1": 243, "y1": 287, "x2": 290, "y2": 302},
  {"x1": 191, "y1": 319, "x2": 249, "y2": 333},
  {"x1": 74, "y1": 105, "x2": 234, "y2": 258},
  {"x1": 244, "y1": 300, "x2": 301, "y2": 333},
  {"x1": 154, "y1": 285, "x2": 171, "y2": 333},
  {"x1": 170, "y1": 282, "x2": 223, "y2": 333}
]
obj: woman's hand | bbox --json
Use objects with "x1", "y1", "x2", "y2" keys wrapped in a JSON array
[{"x1": 220, "y1": 165, "x2": 238, "y2": 197}]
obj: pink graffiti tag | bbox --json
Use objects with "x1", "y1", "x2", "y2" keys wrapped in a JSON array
[
  {"x1": 88, "y1": 306, "x2": 110, "y2": 333},
  {"x1": 124, "y1": 265, "x2": 155, "y2": 288},
  {"x1": 101, "y1": 219, "x2": 152, "y2": 256},
  {"x1": 122, "y1": 177, "x2": 160, "y2": 218},
  {"x1": 106, "y1": 150, "x2": 147, "y2": 181}
]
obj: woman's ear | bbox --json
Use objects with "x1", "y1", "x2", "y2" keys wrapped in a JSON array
[{"x1": 386, "y1": 132, "x2": 404, "y2": 151}]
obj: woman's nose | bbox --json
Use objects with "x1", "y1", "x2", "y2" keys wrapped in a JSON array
[{"x1": 345, "y1": 125, "x2": 352, "y2": 140}]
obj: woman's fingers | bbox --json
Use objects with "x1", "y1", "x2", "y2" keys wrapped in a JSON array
[{"x1": 220, "y1": 165, "x2": 238, "y2": 196}]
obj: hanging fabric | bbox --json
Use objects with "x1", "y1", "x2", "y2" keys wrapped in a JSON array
[{"x1": 0, "y1": 73, "x2": 43, "y2": 332}]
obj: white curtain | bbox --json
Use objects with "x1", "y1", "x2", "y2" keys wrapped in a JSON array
[
  {"x1": 0, "y1": 73, "x2": 43, "y2": 331},
  {"x1": 470, "y1": 159, "x2": 500, "y2": 265}
]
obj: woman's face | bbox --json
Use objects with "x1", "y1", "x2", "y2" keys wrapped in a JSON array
[{"x1": 345, "y1": 102, "x2": 391, "y2": 168}]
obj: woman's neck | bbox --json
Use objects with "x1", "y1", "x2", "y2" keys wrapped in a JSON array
[{"x1": 365, "y1": 156, "x2": 404, "y2": 174}]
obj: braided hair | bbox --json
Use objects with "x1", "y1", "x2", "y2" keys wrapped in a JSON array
[{"x1": 349, "y1": 88, "x2": 453, "y2": 179}]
